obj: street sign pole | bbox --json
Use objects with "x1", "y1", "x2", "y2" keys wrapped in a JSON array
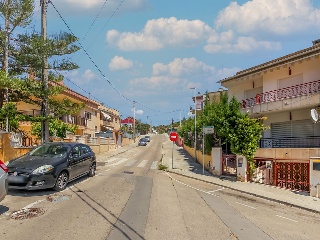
[
  {"x1": 202, "y1": 131, "x2": 204, "y2": 174},
  {"x1": 172, "y1": 140, "x2": 174, "y2": 169},
  {"x1": 169, "y1": 132, "x2": 178, "y2": 169}
]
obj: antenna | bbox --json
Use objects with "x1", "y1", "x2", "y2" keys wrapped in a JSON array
[{"x1": 311, "y1": 109, "x2": 319, "y2": 122}]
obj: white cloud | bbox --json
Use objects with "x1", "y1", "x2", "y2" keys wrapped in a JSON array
[
  {"x1": 205, "y1": 35, "x2": 281, "y2": 53},
  {"x1": 106, "y1": 16, "x2": 281, "y2": 54},
  {"x1": 66, "y1": 69, "x2": 98, "y2": 85},
  {"x1": 51, "y1": 0, "x2": 149, "y2": 16},
  {"x1": 109, "y1": 56, "x2": 133, "y2": 71},
  {"x1": 135, "y1": 109, "x2": 144, "y2": 115},
  {"x1": 106, "y1": 17, "x2": 214, "y2": 51},
  {"x1": 153, "y1": 58, "x2": 215, "y2": 77},
  {"x1": 215, "y1": 0, "x2": 320, "y2": 35}
]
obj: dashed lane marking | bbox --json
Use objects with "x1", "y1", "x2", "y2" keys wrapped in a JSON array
[
  {"x1": 137, "y1": 160, "x2": 148, "y2": 168},
  {"x1": 125, "y1": 160, "x2": 137, "y2": 167},
  {"x1": 276, "y1": 215, "x2": 298, "y2": 223},
  {"x1": 235, "y1": 202, "x2": 257, "y2": 209}
]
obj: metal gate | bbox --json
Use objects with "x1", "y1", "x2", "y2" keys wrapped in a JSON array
[
  {"x1": 253, "y1": 159, "x2": 310, "y2": 192},
  {"x1": 222, "y1": 154, "x2": 237, "y2": 175},
  {"x1": 274, "y1": 161, "x2": 310, "y2": 192}
]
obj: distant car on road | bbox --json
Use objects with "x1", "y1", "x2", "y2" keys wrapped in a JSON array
[
  {"x1": 144, "y1": 135, "x2": 151, "y2": 142},
  {"x1": 7, "y1": 142, "x2": 96, "y2": 191},
  {"x1": 0, "y1": 160, "x2": 8, "y2": 202},
  {"x1": 138, "y1": 138, "x2": 148, "y2": 146}
]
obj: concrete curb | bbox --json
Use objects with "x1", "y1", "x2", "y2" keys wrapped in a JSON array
[{"x1": 166, "y1": 169, "x2": 320, "y2": 214}]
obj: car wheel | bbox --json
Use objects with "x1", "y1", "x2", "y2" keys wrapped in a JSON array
[
  {"x1": 53, "y1": 171, "x2": 69, "y2": 191},
  {"x1": 88, "y1": 163, "x2": 96, "y2": 177}
]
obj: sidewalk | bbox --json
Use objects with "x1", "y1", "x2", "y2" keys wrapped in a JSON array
[{"x1": 161, "y1": 138, "x2": 320, "y2": 213}]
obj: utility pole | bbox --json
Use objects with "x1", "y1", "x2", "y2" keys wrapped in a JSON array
[
  {"x1": 133, "y1": 101, "x2": 136, "y2": 142},
  {"x1": 4, "y1": 0, "x2": 9, "y2": 132},
  {"x1": 41, "y1": 0, "x2": 50, "y2": 143}
]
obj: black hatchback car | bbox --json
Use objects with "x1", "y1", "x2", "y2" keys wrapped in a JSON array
[{"x1": 7, "y1": 142, "x2": 96, "y2": 191}]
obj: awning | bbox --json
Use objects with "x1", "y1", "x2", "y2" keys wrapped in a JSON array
[{"x1": 101, "y1": 111, "x2": 111, "y2": 120}]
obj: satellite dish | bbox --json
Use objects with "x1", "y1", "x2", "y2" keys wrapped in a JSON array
[{"x1": 311, "y1": 109, "x2": 319, "y2": 122}]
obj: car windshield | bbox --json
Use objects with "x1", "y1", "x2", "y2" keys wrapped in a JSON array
[
  {"x1": 29, "y1": 144, "x2": 70, "y2": 158},
  {"x1": 139, "y1": 139, "x2": 146, "y2": 142}
]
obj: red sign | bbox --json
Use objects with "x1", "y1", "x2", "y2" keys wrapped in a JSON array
[{"x1": 169, "y1": 132, "x2": 178, "y2": 141}]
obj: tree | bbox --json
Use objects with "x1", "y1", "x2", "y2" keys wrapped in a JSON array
[
  {"x1": 0, "y1": 0, "x2": 34, "y2": 106},
  {"x1": 0, "y1": 1, "x2": 84, "y2": 139},
  {"x1": 31, "y1": 118, "x2": 77, "y2": 140},
  {"x1": 179, "y1": 91, "x2": 267, "y2": 177}
]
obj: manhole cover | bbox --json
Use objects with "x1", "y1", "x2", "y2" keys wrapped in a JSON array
[
  {"x1": 11, "y1": 208, "x2": 46, "y2": 220},
  {"x1": 46, "y1": 194, "x2": 72, "y2": 202}
]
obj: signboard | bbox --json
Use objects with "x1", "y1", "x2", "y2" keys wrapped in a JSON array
[
  {"x1": 169, "y1": 132, "x2": 178, "y2": 141},
  {"x1": 203, "y1": 126, "x2": 214, "y2": 134},
  {"x1": 266, "y1": 161, "x2": 272, "y2": 169},
  {"x1": 313, "y1": 159, "x2": 320, "y2": 171}
]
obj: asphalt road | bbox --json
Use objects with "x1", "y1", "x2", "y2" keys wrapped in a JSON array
[{"x1": 1, "y1": 134, "x2": 320, "y2": 240}]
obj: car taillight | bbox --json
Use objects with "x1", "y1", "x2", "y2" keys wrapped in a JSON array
[{"x1": 0, "y1": 160, "x2": 8, "y2": 173}]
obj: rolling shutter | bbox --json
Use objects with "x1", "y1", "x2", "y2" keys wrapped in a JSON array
[{"x1": 271, "y1": 119, "x2": 314, "y2": 138}]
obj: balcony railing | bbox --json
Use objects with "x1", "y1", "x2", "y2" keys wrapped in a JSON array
[
  {"x1": 260, "y1": 137, "x2": 320, "y2": 148},
  {"x1": 242, "y1": 80, "x2": 320, "y2": 108}
]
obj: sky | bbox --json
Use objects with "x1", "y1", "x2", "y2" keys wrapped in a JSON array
[{"x1": 25, "y1": 0, "x2": 320, "y2": 126}]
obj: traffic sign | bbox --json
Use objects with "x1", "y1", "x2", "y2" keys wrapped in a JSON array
[
  {"x1": 169, "y1": 132, "x2": 178, "y2": 141},
  {"x1": 203, "y1": 126, "x2": 214, "y2": 134}
]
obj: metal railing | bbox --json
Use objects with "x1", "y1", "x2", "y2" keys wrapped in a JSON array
[
  {"x1": 260, "y1": 137, "x2": 320, "y2": 148},
  {"x1": 242, "y1": 79, "x2": 320, "y2": 108}
]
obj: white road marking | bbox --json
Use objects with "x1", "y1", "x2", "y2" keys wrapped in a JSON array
[
  {"x1": 23, "y1": 199, "x2": 45, "y2": 209},
  {"x1": 125, "y1": 160, "x2": 137, "y2": 166},
  {"x1": 235, "y1": 202, "x2": 257, "y2": 209},
  {"x1": 106, "y1": 157, "x2": 119, "y2": 163},
  {"x1": 137, "y1": 160, "x2": 148, "y2": 168},
  {"x1": 96, "y1": 173, "x2": 103, "y2": 176},
  {"x1": 109, "y1": 158, "x2": 128, "y2": 166},
  {"x1": 166, "y1": 172, "x2": 223, "y2": 196},
  {"x1": 276, "y1": 215, "x2": 298, "y2": 223},
  {"x1": 150, "y1": 161, "x2": 158, "y2": 170},
  {"x1": 207, "y1": 188, "x2": 225, "y2": 193}
]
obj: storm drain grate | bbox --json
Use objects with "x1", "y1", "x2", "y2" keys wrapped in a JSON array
[
  {"x1": 11, "y1": 208, "x2": 46, "y2": 220},
  {"x1": 123, "y1": 171, "x2": 134, "y2": 174},
  {"x1": 46, "y1": 194, "x2": 72, "y2": 202}
]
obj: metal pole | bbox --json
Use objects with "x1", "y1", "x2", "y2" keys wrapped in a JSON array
[
  {"x1": 202, "y1": 130, "x2": 205, "y2": 174},
  {"x1": 194, "y1": 88, "x2": 197, "y2": 161},
  {"x1": 41, "y1": 0, "x2": 49, "y2": 143},
  {"x1": 172, "y1": 140, "x2": 174, "y2": 169},
  {"x1": 4, "y1": 0, "x2": 9, "y2": 132},
  {"x1": 190, "y1": 87, "x2": 197, "y2": 161},
  {"x1": 133, "y1": 101, "x2": 136, "y2": 142}
]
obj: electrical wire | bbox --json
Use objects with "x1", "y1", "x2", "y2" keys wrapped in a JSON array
[
  {"x1": 82, "y1": 0, "x2": 110, "y2": 41},
  {"x1": 49, "y1": 0, "x2": 176, "y2": 116}
]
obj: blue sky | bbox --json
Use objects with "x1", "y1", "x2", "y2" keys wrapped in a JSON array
[{"x1": 27, "y1": 0, "x2": 320, "y2": 126}]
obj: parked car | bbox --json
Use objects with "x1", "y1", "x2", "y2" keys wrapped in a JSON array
[
  {"x1": 138, "y1": 138, "x2": 148, "y2": 146},
  {"x1": 0, "y1": 160, "x2": 8, "y2": 202},
  {"x1": 7, "y1": 142, "x2": 96, "y2": 191},
  {"x1": 144, "y1": 135, "x2": 151, "y2": 142}
]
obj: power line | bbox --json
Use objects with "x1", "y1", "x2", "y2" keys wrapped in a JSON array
[
  {"x1": 49, "y1": 0, "x2": 173, "y2": 115},
  {"x1": 82, "y1": 0, "x2": 110, "y2": 41}
]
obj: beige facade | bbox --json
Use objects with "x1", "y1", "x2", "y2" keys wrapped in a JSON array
[
  {"x1": 15, "y1": 81, "x2": 119, "y2": 139},
  {"x1": 221, "y1": 40, "x2": 320, "y2": 153}
]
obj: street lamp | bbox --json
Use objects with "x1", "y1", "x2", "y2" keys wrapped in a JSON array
[{"x1": 190, "y1": 87, "x2": 197, "y2": 161}]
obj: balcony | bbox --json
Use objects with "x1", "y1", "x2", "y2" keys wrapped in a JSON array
[{"x1": 242, "y1": 80, "x2": 320, "y2": 113}]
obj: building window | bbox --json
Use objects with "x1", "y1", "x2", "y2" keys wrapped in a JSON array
[{"x1": 84, "y1": 111, "x2": 91, "y2": 120}]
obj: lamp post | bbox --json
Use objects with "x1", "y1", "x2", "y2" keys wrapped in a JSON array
[{"x1": 190, "y1": 87, "x2": 197, "y2": 161}]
